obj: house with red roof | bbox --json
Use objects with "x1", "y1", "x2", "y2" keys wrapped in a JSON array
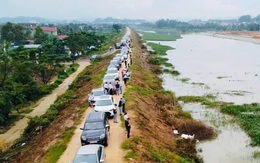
[
  {"x1": 57, "y1": 35, "x2": 68, "y2": 40},
  {"x1": 41, "y1": 27, "x2": 58, "y2": 36}
]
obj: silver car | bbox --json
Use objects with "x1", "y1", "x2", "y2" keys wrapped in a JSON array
[
  {"x1": 89, "y1": 88, "x2": 105, "y2": 104},
  {"x1": 73, "y1": 144, "x2": 106, "y2": 163},
  {"x1": 106, "y1": 69, "x2": 119, "y2": 80}
]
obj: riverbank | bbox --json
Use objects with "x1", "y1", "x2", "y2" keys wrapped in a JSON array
[
  {"x1": 204, "y1": 31, "x2": 260, "y2": 45},
  {"x1": 121, "y1": 30, "x2": 214, "y2": 162}
]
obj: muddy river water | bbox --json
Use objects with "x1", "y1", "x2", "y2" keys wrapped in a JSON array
[{"x1": 154, "y1": 34, "x2": 260, "y2": 163}]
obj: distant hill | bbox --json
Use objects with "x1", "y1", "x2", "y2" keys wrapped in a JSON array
[
  {"x1": 0, "y1": 16, "x2": 147, "y2": 25},
  {"x1": 0, "y1": 16, "x2": 63, "y2": 24},
  {"x1": 94, "y1": 17, "x2": 147, "y2": 24}
]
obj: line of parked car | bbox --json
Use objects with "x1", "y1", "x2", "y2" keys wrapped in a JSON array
[{"x1": 73, "y1": 35, "x2": 132, "y2": 163}]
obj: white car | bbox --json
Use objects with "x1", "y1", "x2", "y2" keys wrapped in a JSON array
[
  {"x1": 94, "y1": 95, "x2": 115, "y2": 118},
  {"x1": 73, "y1": 144, "x2": 106, "y2": 163},
  {"x1": 89, "y1": 88, "x2": 105, "y2": 103},
  {"x1": 106, "y1": 69, "x2": 119, "y2": 80},
  {"x1": 104, "y1": 74, "x2": 118, "y2": 81}
]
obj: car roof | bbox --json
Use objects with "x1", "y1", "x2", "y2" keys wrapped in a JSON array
[
  {"x1": 86, "y1": 112, "x2": 106, "y2": 122},
  {"x1": 76, "y1": 144, "x2": 103, "y2": 155},
  {"x1": 107, "y1": 67, "x2": 117, "y2": 71},
  {"x1": 92, "y1": 88, "x2": 103, "y2": 92}
]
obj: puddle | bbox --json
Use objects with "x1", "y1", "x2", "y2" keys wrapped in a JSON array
[{"x1": 158, "y1": 34, "x2": 260, "y2": 162}]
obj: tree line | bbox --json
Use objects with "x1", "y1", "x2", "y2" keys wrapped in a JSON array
[{"x1": 138, "y1": 14, "x2": 260, "y2": 31}]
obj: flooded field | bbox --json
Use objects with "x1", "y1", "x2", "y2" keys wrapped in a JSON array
[{"x1": 159, "y1": 34, "x2": 260, "y2": 163}]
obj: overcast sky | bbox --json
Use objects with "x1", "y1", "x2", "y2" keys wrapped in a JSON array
[{"x1": 0, "y1": 0, "x2": 259, "y2": 21}]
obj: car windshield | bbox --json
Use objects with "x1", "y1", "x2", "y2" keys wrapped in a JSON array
[
  {"x1": 107, "y1": 69, "x2": 118, "y2": 74},
  {"x1": 73, "y1": 154, "x2": 98, "y2": 163},
  {"x1": 92, "y1": 90, "x2": 104, "y2": 96},
  {"x1": 84, "y1": 122, "x2": 104, "y2": 130},
  {"x1": 96, "y1": 99, "x2": 112, "y2": 106}
]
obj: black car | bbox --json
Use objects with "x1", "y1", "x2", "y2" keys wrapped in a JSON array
[
  {"x1": 86, "y1": 112, "x2": 110, "y2": 131},
  {"x1": 80, "y1": 112, "x2": 109, "y2": 146}
]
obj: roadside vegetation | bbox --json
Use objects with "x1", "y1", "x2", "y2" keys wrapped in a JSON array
[
  {"x1": 121, "y1": 30, "x2": 214, "y2": 163},
  {"x1": 221, "y1": 103, "x2": 260, "y2": 146},
  {"x1": 0, "y1": 52, "x2": 115, "y2": 162}
]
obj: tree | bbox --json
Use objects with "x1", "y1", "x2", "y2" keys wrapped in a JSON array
[
  {"x1": 34, "y1": 26, "x2": 48, "y2": 44},
  {"x1": 238, "y1": 15, "x2": 252, "y2": 23},
  {"x1": 112, "y1": 24, "x2": 121, "y2": 33},
  {"x1": 253, "y1": 15, "x2": 260, "y2": 23},
  {"x1": 64, "y1": 32, "x2": 104, "y2": 61},
  {"x1": 0, "y1": 22, "x2": 28, "y2": 45}
]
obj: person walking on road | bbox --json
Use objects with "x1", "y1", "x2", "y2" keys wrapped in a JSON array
[
  {"x1": 125, "y1": 60, "x2": 128, "y2": 69},
  {"x1": 108, "y1": 82, "x2": 113, "y2": 95},
  {"x1": 88, "y1": 92, "x2": 94, "y2": 107},
  {"x1": 124, "y1": 112, "x2": 128, "y2": 127},
  {"x1": 115, "y1": 82, "x2": 120, "y2": 95},
  {"x1": 119, "y1": 82, "x2": 123, "y2": 94},
  {"x1": 126, "y1": 118, "x2": 131, "y2": 138},
  {"x1": 121, "y1": 96, "x2": 126, "y2": 113},
  {"x1": 103, "y1": 82, "x2": 108, "y2": 94},
  {"x1": 123, "y1": 73, "x2": 128, "y2": 86},
  {"x1": 118, "y1": 99, "x2": 123, "y2": 115},
  {"x1": 113, "y1": 104, "x2": 118, "y2": 123}
]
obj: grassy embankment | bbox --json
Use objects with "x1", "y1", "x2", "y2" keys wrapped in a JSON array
[
  {"x1": 0, "y1": 32, "x2": 123, "y2": 162},
  {"x1": 120, "y1": 30, "x2": 214, "y2": 163},
  {"x1": 221, "y1": 103, "x2": 260, "y2": 147}
]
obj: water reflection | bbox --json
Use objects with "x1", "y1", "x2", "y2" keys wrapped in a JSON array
[{"x1": 159, "y1": 34, "x2": 260, "y2": 163}]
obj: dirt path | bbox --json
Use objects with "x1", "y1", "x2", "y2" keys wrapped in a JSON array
[
  {"x1": 0, "y1": 49, "x2": 118, "y2": 151},
  {"x1": 58, "y1": 28, "x2": 131, "y2": 163}
]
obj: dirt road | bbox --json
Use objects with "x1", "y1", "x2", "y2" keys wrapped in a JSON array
[{"x1": 58, "y1": 28, "x2": 131, "y2": 163}]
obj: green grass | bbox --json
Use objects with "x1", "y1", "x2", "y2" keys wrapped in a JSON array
[
  {"x1": 44, "y1": 128, "x2": 75, "y2": 163},
  {"x1": 217, "y1": 76, "x2": 230, "y2": 79},
  {"x1": 178, "y1": 78, "x2": 190, "y2": 83},
  {"x1": 20, "y1": 108, "x2": 33, "y2": 114},
  {"x1": 146, "y1": 42, "x2": 180, "y2": 76},
  {"x1": 155, "y1": 28, "x2": 182, "y2": 35},
  {"x1": 140, "y1": 32, "x2": 179, "y2": 41},
  {"x1": 253, "y1": 151, "x2": 260, "y2": 158},
  {"x1": 163, "y1": 69, "x2": 180, "y2": 76},
  {"x1": 147, "y1": 42, "x2": 174, "y2": 55},
  {"x1": 178, "y1": 95, "x2": 233, "y2": 109},
  {"x1": 121, "y1": 136, "x2": 142, "y2": 159},
  {"x1": 221, "y1": 103, "x2": 260, "y2": 146}
]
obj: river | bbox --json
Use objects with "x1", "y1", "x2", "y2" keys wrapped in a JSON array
[{"x1": 155, "y1": 34, "x2": 260, "y2": 163}]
